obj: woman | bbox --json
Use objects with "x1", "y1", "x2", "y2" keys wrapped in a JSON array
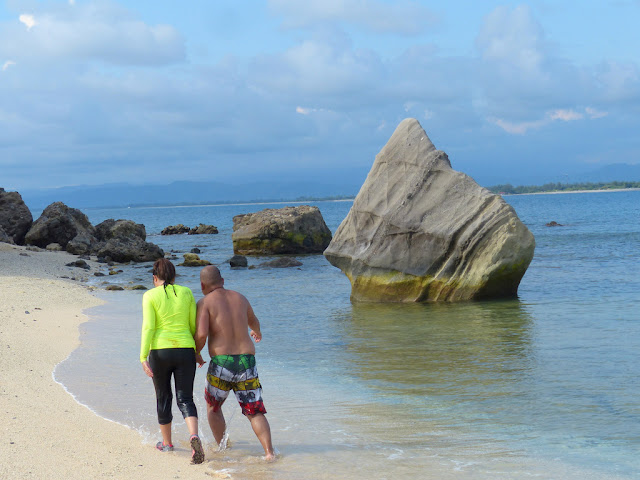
[{"x1": 140, "y1": 258, "x2": 205, "y2": 464}]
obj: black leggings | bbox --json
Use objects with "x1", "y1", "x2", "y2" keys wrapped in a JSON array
[{"x1": 149, "y1": 348, "x2": 198, "y2": 425}]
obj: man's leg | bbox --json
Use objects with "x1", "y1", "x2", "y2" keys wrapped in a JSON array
[
  {"x1": 207, "y1": 403, "x2": 226, "y2": 445},
  {"x1": 247, "y1": 413, "x2": 275, "y2": 460}
]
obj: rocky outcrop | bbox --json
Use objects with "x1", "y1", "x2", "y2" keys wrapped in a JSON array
[
  {"x1": 25, "y1": 202, "x2": 96, "y2": 254},
  {"x1": 0, "y1": 188, "x2": 33, "y2": 244},
  {"x1": 161, "y1": 224, "x2": 190, "y2": 235},
  {"x1": 324, "y1": 118, "x2": 535, "y2": 303},
  {"x1": 189, "y1": 224, "x2": 218, "y2": 235},
  {"x1": 92, "y1": 219, "x2": 164, "y2": 263},
  {"x1": 179, "y1": 253, "x2": 211, "y2": 267},
  {"x1": 232, "y1": 206, "x2": 332, "y2": 255}
]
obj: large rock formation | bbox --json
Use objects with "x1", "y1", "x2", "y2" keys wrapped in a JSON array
[
  {"x1": 232, "y1": 206, "x2": 332, "y2": 255},
  {"x1": 0, "y1": 188, "x2": 33, "y2": 244},
  {"x1": 324, "y1": 118, "x2": 535, "y2": 302},
  {"x1": 24, "y1": 202, "x2": 95, "y2": 253},
  {"x1": 92, "y1": 219, "x2": 164, "y2": 262}
]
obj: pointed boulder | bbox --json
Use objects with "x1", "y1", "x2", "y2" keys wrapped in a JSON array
[{"x1": 324, "y1": 118, "x2": 535, "y2": 302}]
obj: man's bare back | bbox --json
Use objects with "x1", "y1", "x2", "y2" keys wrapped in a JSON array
[
  {"x1": 195, "y1": 287, "x2": 262, "y2": 357},
  {"x1": 194, "y1": 266, "x2": 274, "y2": 460}
]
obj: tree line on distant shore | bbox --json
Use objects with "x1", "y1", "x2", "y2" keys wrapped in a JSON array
[{"x1": 487, "y1": 181, "x2": 640, "y2": 195}]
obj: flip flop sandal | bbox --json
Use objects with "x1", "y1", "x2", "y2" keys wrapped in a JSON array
[{"x1": 190, "y1": 435, "x2": 205, "y2": 464}]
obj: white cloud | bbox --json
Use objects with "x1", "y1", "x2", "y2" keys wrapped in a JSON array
[
  {"x1": 19, "y1": 14, "x2": 36, "y2": 30},
  {"x1": 2, "y1": 60, "x2": 16, "y2": 71},
  {"x1": 488, "y1": 117, "x2": 546, "y2": 135},
  {"x1": 476, "y1": 5, "x2": 545, "y2": 74},
  {"x1": 549, "y1": 109, "x2": 583, "y2": 121},
  {"x1": 490, "y1": 108, "x2": 600, "y2": 134},
  {"x1": 296, "y1": 106, "x2": 314, "y2": 115},
  {"x1": 586, "y1": 107, "x2": 608, "y2": 119},
  {"x1": 268, "y1": 0, "x2": 437, "y2": 35},
  {"x1": 2, "y1": 4, "x2": 185, "y2": 66}
]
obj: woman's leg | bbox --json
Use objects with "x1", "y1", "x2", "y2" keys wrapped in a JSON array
[
  {"x1": 173, "y1": 349, "x2": 198, "y2": 433},
  {"x1": 149, "y1": 350, "x2": 174, "y2": 446},
  {"x1": 173, "y1": 349, "x2": 204, "y2": 463}
]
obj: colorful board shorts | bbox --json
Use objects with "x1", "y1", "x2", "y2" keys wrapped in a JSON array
[{"x1": 205, "y1": 354, "x2": 267, "y2": 416}]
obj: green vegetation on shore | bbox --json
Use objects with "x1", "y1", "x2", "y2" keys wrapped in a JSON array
[{"x1": 487, "y1": 181, "x2": 640, "y2": 195}]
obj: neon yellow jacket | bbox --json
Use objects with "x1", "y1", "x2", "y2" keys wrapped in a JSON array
[{"x1": 140, "y1": 284, "x2": 197, "y2": 362}]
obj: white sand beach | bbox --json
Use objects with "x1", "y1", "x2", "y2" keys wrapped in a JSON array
[{"x1": 0, "y1": 243, "x2": 212, "y2": 479}]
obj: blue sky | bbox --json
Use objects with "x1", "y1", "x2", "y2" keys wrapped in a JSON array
[{"x1": 1, "y1": 0, "x2": 639, "y2": 191}]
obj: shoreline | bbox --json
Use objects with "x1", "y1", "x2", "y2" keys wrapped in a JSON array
[
  {"x1": 0, "y1": 243, "x2": 212, "y2": 478},
  {"x1": 500, "y1": 187, "x2": 640, "y2": 196}
]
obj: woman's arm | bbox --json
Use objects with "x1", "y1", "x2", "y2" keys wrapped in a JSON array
[{"x1": 140, "y1": 293, "x2": 157, "y2": 363}]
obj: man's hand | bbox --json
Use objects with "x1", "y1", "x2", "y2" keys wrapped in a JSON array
[
  {"x1": 142, "y1": 360, "x2": 153, "y2": 378},
  {"x1": 250, "y1": 329, "x2": 262, "y2": 343}
]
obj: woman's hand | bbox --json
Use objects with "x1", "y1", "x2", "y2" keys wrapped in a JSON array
[
  {"x1": 142, "y1": 360, "x2": 153, "y2": 378},
  {"x1": 196, "y1": 353, "x2": 206, "y2": 368}
]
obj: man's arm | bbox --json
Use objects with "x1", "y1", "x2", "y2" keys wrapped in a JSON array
[
  {"x1": 195, "y1": 297, "x2": 210, "y2": 353},
  {"x1": 247, "y1": 302, "x2": 262, "y2": 343}
]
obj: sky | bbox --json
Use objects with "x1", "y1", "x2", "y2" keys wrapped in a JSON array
[{"x1": 1, "y1": 0, "x2": 639, "y2": 191}]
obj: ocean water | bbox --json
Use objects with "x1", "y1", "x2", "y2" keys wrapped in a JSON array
[{"x1": 54, "y1": 192, "x2": 640, "y2": 479}]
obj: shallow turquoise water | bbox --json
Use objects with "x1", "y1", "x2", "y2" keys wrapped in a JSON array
[{"x1": 55, "y1": 192, "x2": 640, "y2": 478}]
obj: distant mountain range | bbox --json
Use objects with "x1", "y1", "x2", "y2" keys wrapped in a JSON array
[
  {"x1": 20, "y1": 179, "x2": 365, "y2": 211},
  {"x1": 17, "y1": 163, "x2": 640, "y2": 211}
]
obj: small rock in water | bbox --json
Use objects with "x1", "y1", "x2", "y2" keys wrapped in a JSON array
[
  {"x1": 257, "y1": 257, "x2": 302, "y2": 269},
  {"x1": 66, "y1": 260, "x2": 90, "y2": 270},
  {"x1": 191, "y1": 248, "x2": 201, "y2": 254},
  {"x1": 546, "y1": 221, "x2": 564, "y2": 227},
  {"x1": 179, "y1": 253, "x2": 211, "y2": 267},
  {"x1": 105, "y1": 285, "x2": 124, "y2": 291},
  {"x1": 229, "y1": 255, "x2": 248, "y2": 268}
]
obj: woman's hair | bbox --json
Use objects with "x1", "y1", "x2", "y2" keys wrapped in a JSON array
[{"x1": 152, "y1": 258, "x2": 176, "y2": 285}]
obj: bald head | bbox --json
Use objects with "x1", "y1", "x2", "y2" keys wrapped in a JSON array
[{"x1": 200, "y1": 265, "x2": 223, "y2": 289}]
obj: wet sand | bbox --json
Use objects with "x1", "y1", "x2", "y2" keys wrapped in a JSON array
[{"x1": 0, "y1": 243, "x2": 212, "y2": 479}]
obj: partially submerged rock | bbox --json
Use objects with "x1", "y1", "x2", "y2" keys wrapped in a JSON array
[
  {"x1": 0, "y1": 188, "x2": 33, "y2": 245},
  {"x1": 161, "y1": 224, "x2": 191, "y2": 235},
  {"x1": 324, "y1": 118, "x2": 535, "y2": 302},
  {"x1": 232, "y1": 206, "x2": 332, "y2": 255},
  {"x1": 189, "y1": 224, "x2": 218, "y2": 235},
  {"x1": 179, "y1": 253, "x2": 211, "y2": 267},
  {"x1": 229, "y1": 254, "x2": 248, "y2": 268},
  {"x1": 255, "y1": 257, "x2": 302, "y2": 269}
]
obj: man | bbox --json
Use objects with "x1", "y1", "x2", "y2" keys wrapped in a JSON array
[{"x1": 195, "y1": 265, "x2": 275, "y2": 460}]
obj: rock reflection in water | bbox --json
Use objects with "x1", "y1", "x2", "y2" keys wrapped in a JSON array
[{"x1": 330, "y1": 300, "x2": 534, "y2": 413}]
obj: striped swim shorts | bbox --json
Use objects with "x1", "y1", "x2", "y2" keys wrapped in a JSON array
[{"x1": 204, "y1": 354, "x2": 267, "y2": 416}]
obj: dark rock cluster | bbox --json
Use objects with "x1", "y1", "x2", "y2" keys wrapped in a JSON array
[
  {"x1": 161, "y1": 223, "x2": 218, "y2": 235},
  {"x1": 0, "y1": 190, "x2": 163, "y2": 263}
]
